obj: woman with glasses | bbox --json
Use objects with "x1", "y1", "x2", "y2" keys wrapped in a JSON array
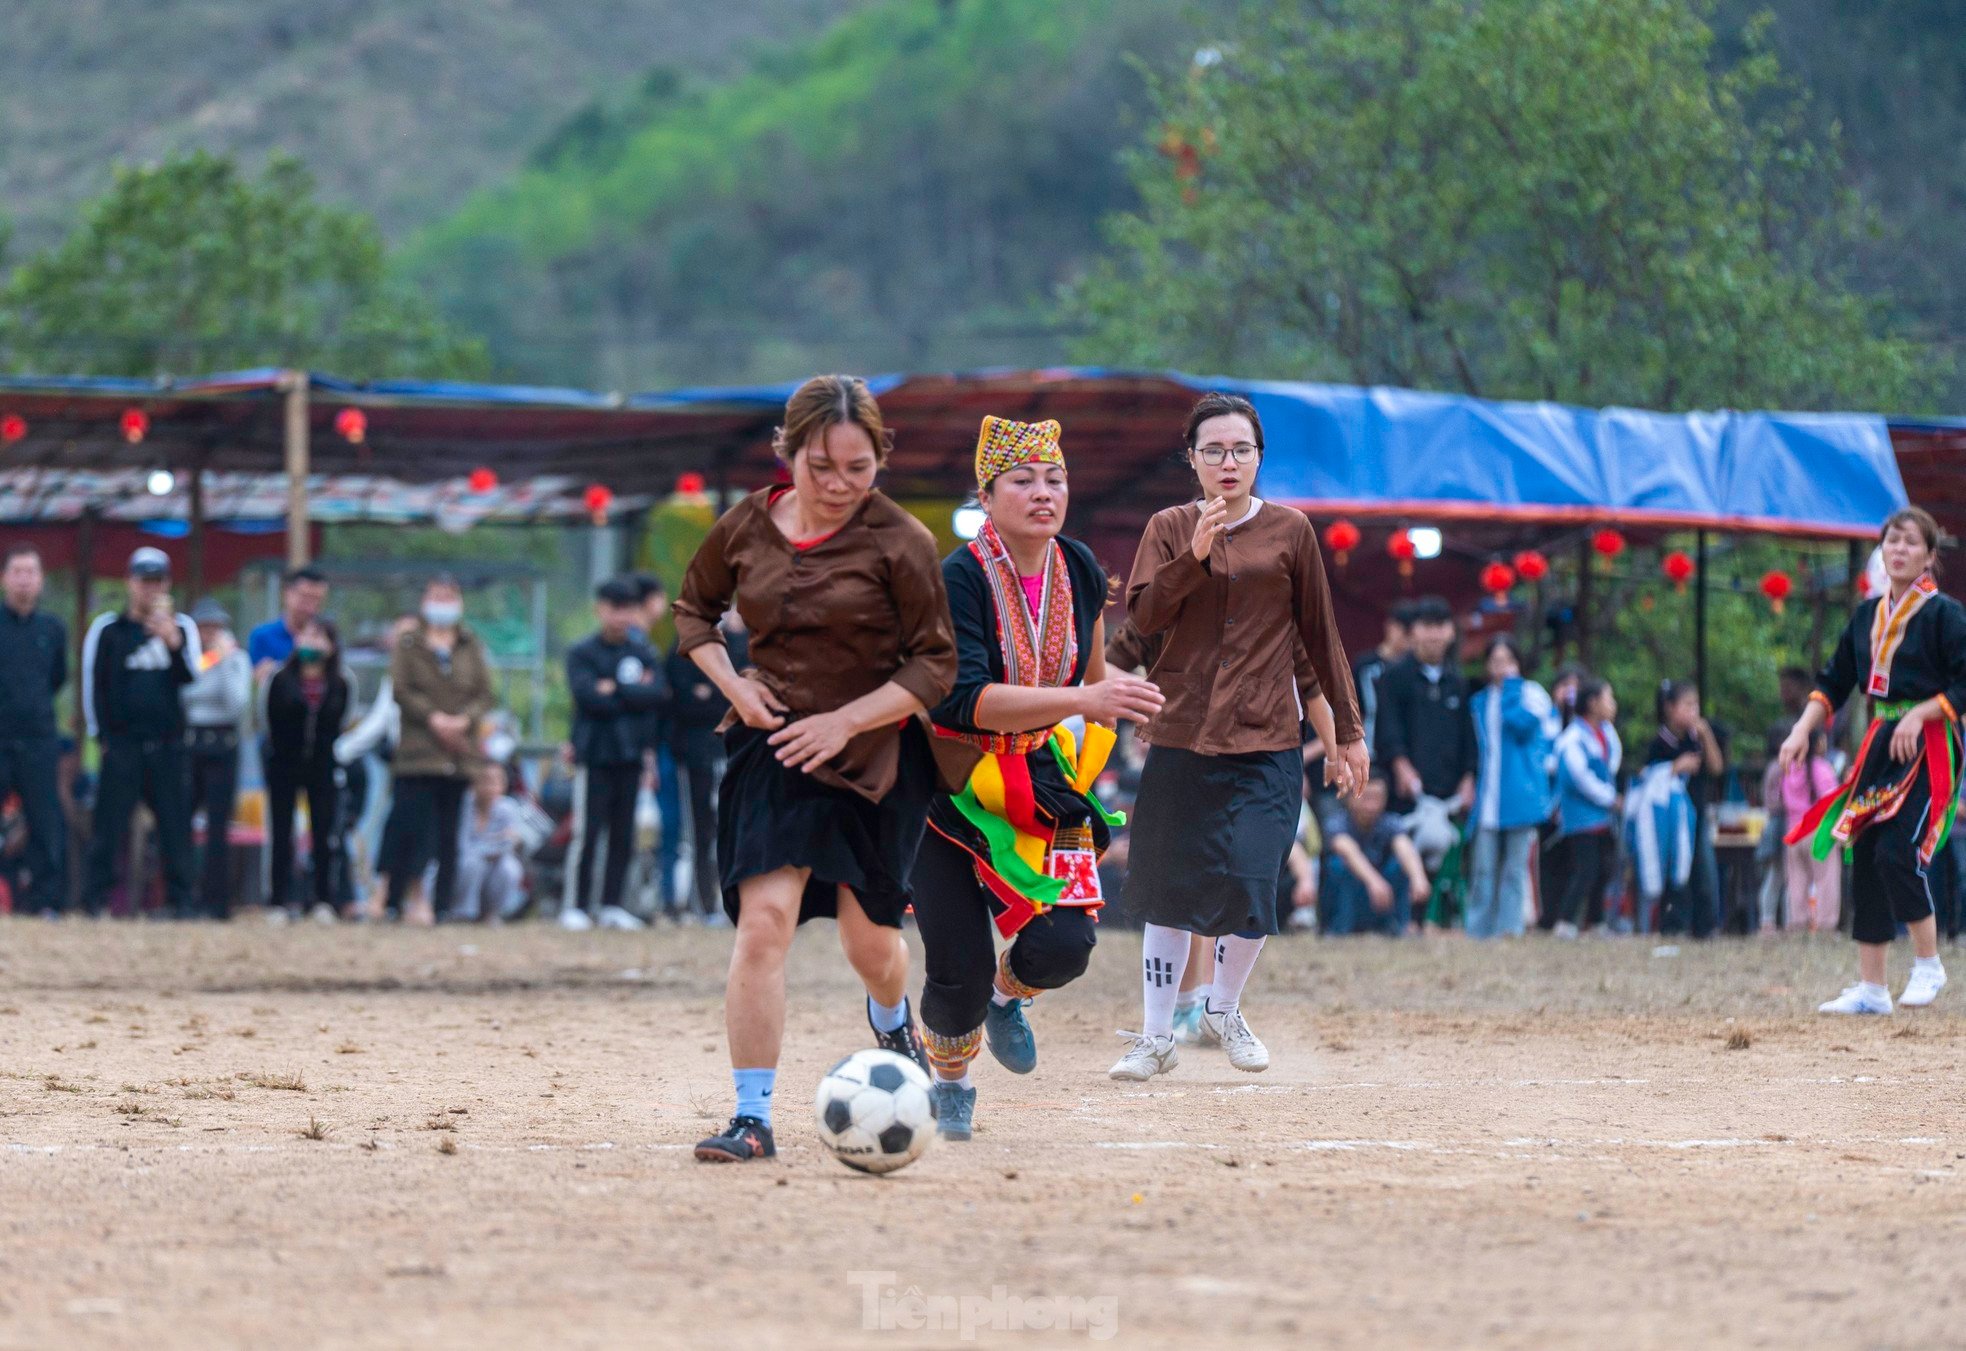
[{"x1": 1110, "y1": 392, "x2": 1368, "y2": 1081}]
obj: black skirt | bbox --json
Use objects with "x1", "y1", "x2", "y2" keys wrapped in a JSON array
[
  {"x1": 1123, "y1": 744, "x2": 1300, "y2": 937},
  {"x1": 717, "y1": 719, "x2": 935, "y2": 928}
]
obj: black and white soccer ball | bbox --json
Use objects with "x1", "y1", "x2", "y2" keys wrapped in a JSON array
[{"x1": 813, "y1": 1048, "x2": 935, "y2": 1174}]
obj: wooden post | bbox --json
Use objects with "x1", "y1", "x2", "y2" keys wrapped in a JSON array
[
  {"x1": 1575, "y1": 537, "x2": 1594, "y2": 668},
  {"x1": 282, "y1": 372, "x2": 310, "y2": 567},
  {"x1": 188, "y1": 463, "x2": 207, "y2": 599},
  {"x1": 1694, "y1": 529, "x2": 1710, "y2": 707},
  {"x1": 73, "y1": 508, "x2": 96, "y2": 736}
]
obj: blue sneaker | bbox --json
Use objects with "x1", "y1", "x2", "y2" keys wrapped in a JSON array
[
  {"x1": 983, "y1": 998, "x2": 1038, "y2": 1074},
  {"x1": 931, "y1": 1081, "x2": 976, "y2": 1141}
]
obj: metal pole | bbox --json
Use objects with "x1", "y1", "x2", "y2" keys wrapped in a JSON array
[
  {"x1": 73, "y1": 509, "x2": 96, "y2": 736},
  {"x1": 714, "y1": 445, "x2": 733, "y2": 515},
  {"x1": 282, "y1": 372, "x2": 311, "y2": 568},
  {"x1": 1695, "y1": 530, "x2": 1709, "y2": 707}
]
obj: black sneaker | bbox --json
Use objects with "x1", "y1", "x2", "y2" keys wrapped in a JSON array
[
  {"x1": 694, "y1": 1115, "x2": 776, "y2": 1163},
  {"x1": 868, "y1": 997, "x2": 933, "y2": 1078}
]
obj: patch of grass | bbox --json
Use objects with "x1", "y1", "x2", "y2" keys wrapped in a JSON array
[
  {"x1": 85, "y1": 1014, "x2": 109, "y2": 1025},
  {"x1": 437, "y1": 1136, "x2": 458, "y2": 1156},
  {"x1": 42, "y1": 1076, "x2": 83, "y2": 1094},
  {"x1": 1725, "y1": 1029, "x2": 1753, "y2": 1051},
  {"x1": 241, "y1": 1071, "x2": 307, "y2": 1092},
  {"x1": 232, "y1": 1028, "x2": 258, "y2": 1039},
  {"x1": 120, "y1": 1083, "x2": 157, "y2": 1094},
  {"x1": 299, "y1": 1115, "x2": 332, "y2": 1141},
  {"x1": 113, "y1": 1101, "x2": 147, "y2": 1116},
  {"x1": 336, "y1": 1042, "x2": 363, "y2": 1055},
  {"x1": 181, "y1": 1086, "x2": 235, "y2": 1102},
  {"x1": 423, "y1": 1116, "x2": 458, "y2": 1132}
]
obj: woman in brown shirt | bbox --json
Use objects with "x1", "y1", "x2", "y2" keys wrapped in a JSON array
[
  {"x1": 672, "y1": 374, "x2": 957, "y2": 1164},
  {"x1": 1110, "y1": 392, "x2": 1368, "y2": 1084}
]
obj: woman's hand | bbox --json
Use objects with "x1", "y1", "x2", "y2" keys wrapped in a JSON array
[
  {"x1": 1673, "y1": 751, "x2": 1703, "y2": 777},
  {"x1": 1891, "y1": 705, "x2": 1929, "y2": 763},
  {"x1": 1078, "y1": 675, "x2": 1164, "y2": 727},
  {"x1": 727, "y1": 675, "x2": 788, "y2": 731},
  {"x1": 1327, "y1": 739, "x2": 1370, "y2": 799},
  {"x1": 1776, "y1": 723, "x2": 1812, "y2": 773},
  {"x1": 769, "y1": 709, "x2": 856, "y2": 772},
  {"x1": 1191, "y1": 497, "x2": 1229, "y2": 562}
]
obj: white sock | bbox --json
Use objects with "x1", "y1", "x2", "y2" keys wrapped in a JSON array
[
  {"x1": 936, "y1": 1068, "x2": 973, "y2": 1089},
  {"x1": 1174, "y1": 986, "x2": 1207, "y2": 1013},
  {"x1": 1140, "y1": 924, "x2": 1192, "y2": 1037},
  {"x1": 990, "y1": 988, "x2": 1014, "y2": 1007},
  {"x1": 1208, "y1": 935, "x2": 1266, "y2": 1015},
  {"x1": 867, "y1": 995, "x2": 908, "y2": 1033},
  {"x1": 1860, "y1": 980, "x2": 1890, "y2": 1001},
  {"x1": 1914, "y1": 955, "x2": 1945, "y2": 974}
]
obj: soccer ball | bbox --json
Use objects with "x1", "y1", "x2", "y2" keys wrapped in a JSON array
[{"x1": 813, "y1": 1048, "x2": 935, "y2": 1174}]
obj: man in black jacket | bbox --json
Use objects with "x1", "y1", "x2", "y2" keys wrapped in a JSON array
[
  {"x1": 1374, "y1": 595, "x2": 1477, "y2": 818},
  {"x1": 562, "y1": 578, "x2": 666, "y2": 930},
  {"x1": 81, "y1": 548, "x2": 200, "y2": 917},
  {"x1": 665, "y1": 608, "x2": 746, "y2": 921},
  {"x1": 0, "y1": 544, "x2": 68, "y2": 915}
]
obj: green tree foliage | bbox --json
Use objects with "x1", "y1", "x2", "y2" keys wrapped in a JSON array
[
  {"x1": 398, "y1": 0, "x2": 1194, "y2": 387},
  {"x1": 0, "y1": 152, "x2": 487, "y2": 379},
  {"x1": 1074, "y1": 0, "x2": 1944, "y2": 412}
]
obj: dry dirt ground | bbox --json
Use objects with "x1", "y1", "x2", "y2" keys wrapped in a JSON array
[{"x1": 4, "y1": 919, "x2": 1966, "y2": 1350}]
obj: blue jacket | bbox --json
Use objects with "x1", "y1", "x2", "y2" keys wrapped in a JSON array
[
  {"x1": 1472, "y1": 677, "x2": 1556, "y2": 831},
  {"x1": 1554, "y1": 718, "x2": 1622, "y2": 838},
  {"x1": 1624, "y1": 760, "x2": 1695, "y2": 901}
]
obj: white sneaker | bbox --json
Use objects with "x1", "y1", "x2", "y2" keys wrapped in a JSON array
[
  {"x1": 1819, "y1": 983, "x2": 1893, "y2": 1015},
  {"x1": 1202, "y1": 1005, "x2": 1270, "y2": 1072},
  {"x1": 1108, "y1": 1031, "x2": 1179, "y2": 1082},
  {"x1": 308, "y1": 903, "x2": 338, "y2": 925},
  {"x1": 557, "y1": 907, "x2": 595, "y2": 932},
  {"x1": 1552, "y1": 921, "x2": 1580, "y2": 940},
  {"x1": 597, "y1": 905, "x2": 647, "y2": 932},
  {"x1": 1288, "y1": 905, "x2": 1316, "y2": 932},
  {"x1": 1901, "y1": 963, "x2": 1948, "y2": 1008}
]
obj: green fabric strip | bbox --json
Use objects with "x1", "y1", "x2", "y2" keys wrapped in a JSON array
[
  {"x1": 1045, "y1": 737, "x2": 1126, "y2": 828},
  {"x1": 949, "y1": 783, "x2": 1067, "y2": 904}
]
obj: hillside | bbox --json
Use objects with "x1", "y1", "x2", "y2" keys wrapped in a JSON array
[
  {"x1": 0, "y1": 0, "x2": 867, "y2": 249},
  {"x1": 396, "y1": 0, "x2": 1200, "y2": 388}
]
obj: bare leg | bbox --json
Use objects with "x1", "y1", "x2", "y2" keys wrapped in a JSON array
[
  {"x1": 725, "y1": 867, "x2": 805, "y2": 1069},
  {"x1": 836, "y1": 886, "x2": 908, "y2": 1007},
  {"x1": 1178, "y1": 933, "x2": 1210, "y2": 994},
  {"x1": 1909, "y1": 915, "x2": 1940, "y2": 962},
  {"x1": 1858, "y1": 940, "x2": 1889, "y2": 986}
]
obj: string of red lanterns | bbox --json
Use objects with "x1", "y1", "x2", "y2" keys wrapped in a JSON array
[
  {"x1": 1322, "y1": 518, "x2": 1361, "y2": 567},
  {"x1": 1513, "y1": 549, "x2": 1548, "y2": 583},
  {"x1": 1662, "y1": 550, "x2": 1695, "y2": 593},
  {"x1": 584, "y1": 483, "x2": 614, "y2": 525},
  {"x1": 0, "y1": 414, "x2": 25, "y2": 445},
  {"x1": 334, "y1": 407, "x2": 367, "y2": 444},
  {"x1": 1386, "y1": 529, "x2": 1417, "y2": 580},
  {"x1": 120, "y1": 408, "x2": 149, "y2": 444},
  {"x1": 1479, "y1": 560, "x2": 1516, "y2": 604},
  {"x1": 468, "y1": 467, "x2": 498, "y2": 494},
  {"x1": 1761, "y1": 570, "x2": 1793, "y2": 615}
]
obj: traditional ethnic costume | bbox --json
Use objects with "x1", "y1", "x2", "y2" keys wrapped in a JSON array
[
  {"x1": 1787, "y1": 573, "x2": 1966, "y2": 948},
  {"x1": 1113, "y1": 492, "x2": 1361, "y2": 1080},
  {"x1": 674, "y1": 471, "x2": 957, "y2": 1162},
  {"x1": 913, "y1": 417, "x2": 1120, "y2": 1133}
]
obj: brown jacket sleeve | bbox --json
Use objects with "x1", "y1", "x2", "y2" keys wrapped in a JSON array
[
  {"x1": 1289, "y1": 516, "x2": 1362, "y2": 744},
  {"x1": 459, "y1": 633, "x2": 498, "y2": 724},
  {"x1": 1127, "y1": 507, "x2": 1210, "y2": 635},
  {"x1": 883, "y1": 516, "x2": 958, "y2": 712},
  {"x1": 674, "y1": 504, "x2": 741, "y2": 656},
  {"x1": 1104, "y1": 616, "x2": 1160, "y2": 673}
]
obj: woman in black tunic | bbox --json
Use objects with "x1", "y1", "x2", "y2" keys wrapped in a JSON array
[
  {"x1": 911, "y1": 416, "x2": 1164, "y2": 1140},
  {"x1": 1780, "y1": 507, "x2": 1966, "y2": 1015},
  {"x1": 1113, "y1": 392, "x2": 1369, "y2": 1083}
]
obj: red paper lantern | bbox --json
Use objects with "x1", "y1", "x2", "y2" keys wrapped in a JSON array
[
  {"x1": 1323, "y1": 519, "x2": 1361, "y2": 567},
  {"x1": 677, "y1": 471, "x2": 706, "y2": 496},
  {"x1": 1387, "y1": 529, "x2": 1417, "y2": 580},
  {"x1": 1662, "y1": 550, "x2": 1695, "y2": 593},
  {"x1": 584, "y1": 482, "x2": 614, "y2": 524},
  {"x1": 0, "y1": 414, "x2": 25, "y2": 445},
  {"x1": 1513, "y1": 549, "x2": 1548, "y2": 583},
  {"x1": 1480, "y1": 561, "x2": 1517, "y2": 602},
  {"x1": 1591, "y1": 528, "x2": 1626, "y2": 560},
  {"x1": 334, "y1": 407, "x2": 367, "y2": 445},
  {"x1": 120, "y1": 408, "x2": 149, "y2": 444},
  {"x1": 1761, "y1": 569, "x2": 1793, "y2": 615},
  {"x1": 468, "y1": 467, "x2": 498, "y2": 494}
]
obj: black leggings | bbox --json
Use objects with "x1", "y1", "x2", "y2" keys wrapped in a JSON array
[
  {"x1": 1850, "y1": 774, "x2": 1938, "y2": 945},
  {"x1": 1552, "y1": 831, "x2": 1614, "y2": 928},
  {"x1": 384, "y1": 775, "x2": 467, "y2": 916},
  {"x1": 912, "y1": 827, "x2": 1098, "y2": 1039}
]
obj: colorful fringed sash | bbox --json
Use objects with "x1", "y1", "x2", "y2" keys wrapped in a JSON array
[
  {"x1": 1787, "y1": 698, "x2": 1961, "y2": 868},
  {"x1": 948, "y1": 519, "x2": 1079, "y2": 757},
  {"x1": 1868, "y1": 573, "x2": 1939, "y2": 698}
]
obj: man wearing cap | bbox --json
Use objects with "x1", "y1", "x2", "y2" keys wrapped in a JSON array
[
  {"x1": 182, "y1": 598, "x2": 251, "y2": 918},
  {"x1": 80, "y1": 548, "x2": 201, "y2": 917},
  {"x1": 0, "y1": 544, "x2": 70, "y2": 915}
]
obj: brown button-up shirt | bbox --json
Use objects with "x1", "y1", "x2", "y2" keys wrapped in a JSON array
[
  {"x1": 1126, "y1": 500, "x2": 1361, "y2": 755},
  {"x1": 674, "y1": 487, "x2": 957, "y2": 801}
]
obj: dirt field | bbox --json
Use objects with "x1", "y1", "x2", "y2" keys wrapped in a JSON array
[{"x1": 3, "y1": 919, "x2": 1965, "y2": 1350}]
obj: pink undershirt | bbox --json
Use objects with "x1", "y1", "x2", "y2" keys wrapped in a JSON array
[{"x1": 1018, "y1": 572, "x2": 1044, "y2": 615}]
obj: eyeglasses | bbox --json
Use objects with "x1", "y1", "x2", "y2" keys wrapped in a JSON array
[{"x1": 1195, "y1": 443, "x2": 1259, "y2": 466}]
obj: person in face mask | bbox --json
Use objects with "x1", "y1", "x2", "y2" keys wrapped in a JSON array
[
  {"x1": 384, "y1": 575, "x2": 496, "y2": 925},
  {"x1": 263, "y1": 618, "x2": 352, "y2": 921}
]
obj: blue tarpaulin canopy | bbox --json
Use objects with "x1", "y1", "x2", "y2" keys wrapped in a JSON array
[{"x1": 0, "y1": 366, "x2": 1914, "y2": 542}]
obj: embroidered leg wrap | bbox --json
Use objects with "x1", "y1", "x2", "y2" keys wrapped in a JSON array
[
  {"x1": 995, "y1": 945, "x2": 1045, "y2": 1002},
  {"x1": 922, "y1": 1026, "x2": 982, "y2": 1079}
]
